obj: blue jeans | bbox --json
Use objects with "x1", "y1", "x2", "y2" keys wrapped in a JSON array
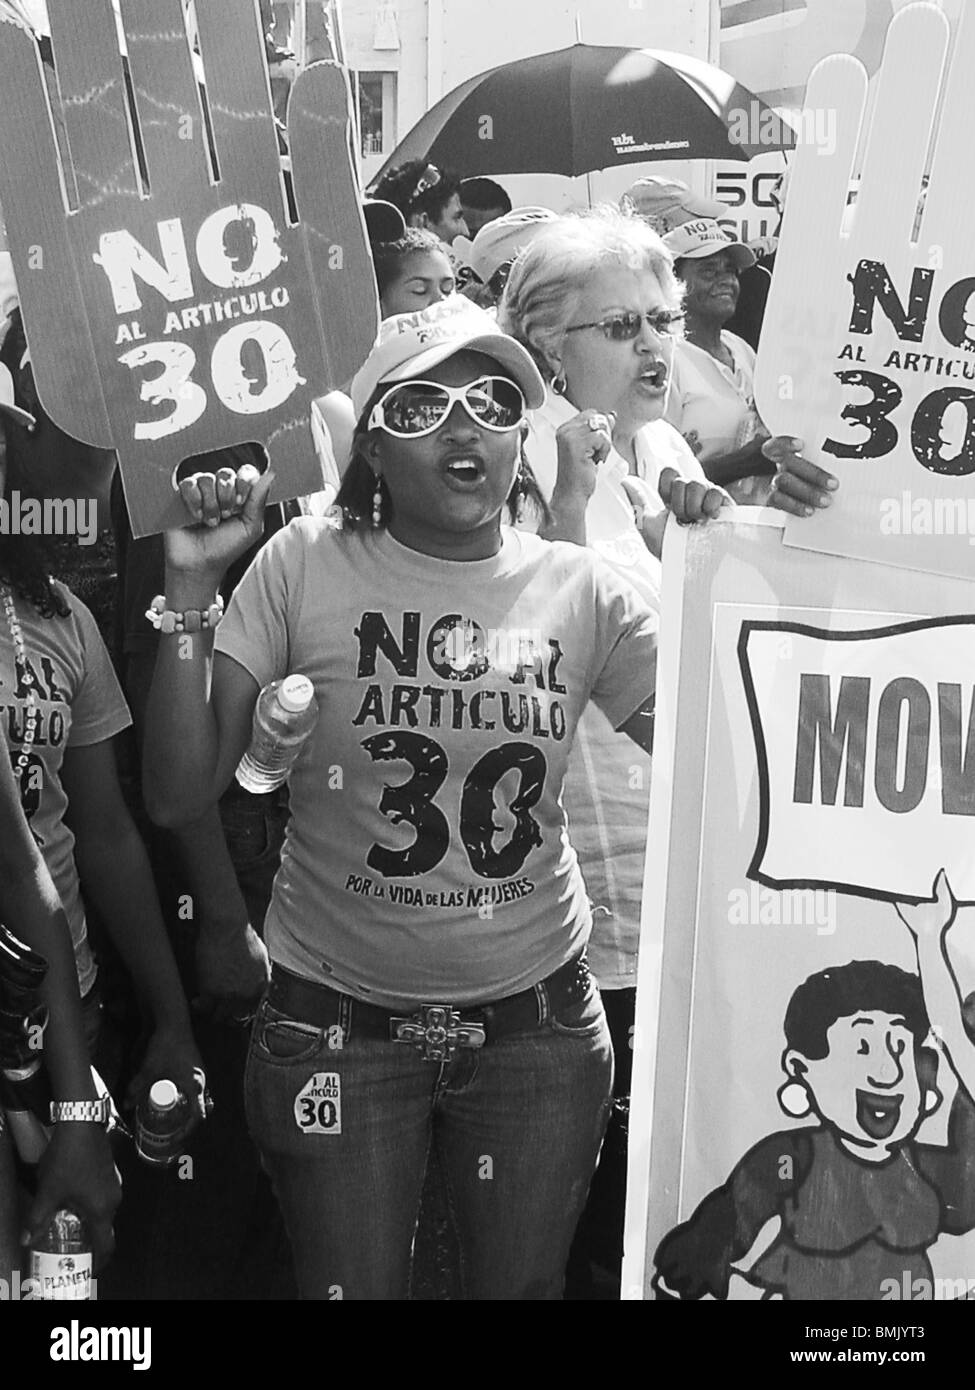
[{"x1": 244, "y1": 977, "x2": 613, "y2": 1300}]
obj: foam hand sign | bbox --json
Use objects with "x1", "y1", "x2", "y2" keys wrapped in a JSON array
[
  {"x1": 0, "y1": 0, "x2": 378, "y2": 536},
  {"x1": 754, "y1": 2, "x2": 975, "y2": 580}
]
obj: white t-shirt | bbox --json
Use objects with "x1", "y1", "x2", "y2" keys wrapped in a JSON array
[
  {"x1": 215, "y1": 520, "x2": 657, "y2": 1008},
  {"x1": 524, "y1": 390, "x2": 704, "y2": 987},
  {"x1": 0, "y1": 583, "x2": 131, "y2": 995},
  {"x1": 526, "y1": 388, "x2": 706, "y2": 609},
  {"x1": 665, "y1": 331, "x2": 763, "y2": 464}
]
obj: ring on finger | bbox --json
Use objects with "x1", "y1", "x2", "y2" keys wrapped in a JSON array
[{"x1": 587, "y1": 414, "x2": 602, "y2": 431}]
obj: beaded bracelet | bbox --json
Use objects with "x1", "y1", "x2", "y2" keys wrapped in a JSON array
[{"x1": 145, "y1": 594, "x2": 225, "y2": 634}]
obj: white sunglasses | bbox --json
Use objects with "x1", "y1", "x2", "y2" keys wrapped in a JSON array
[{"x1": 367, "y1": 375, "x2": 527, "y2": 438}]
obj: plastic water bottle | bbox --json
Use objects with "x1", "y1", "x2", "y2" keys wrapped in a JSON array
[
  {"x1": 236, "y1": 675, "x2": 319, "y2": 793},
  {"x1": 30, "y1": 1208, "x2": 92, "y2": 1300},
  {"x1": 135, "y1": 1079, "x2": 193, "y2": 1168}
]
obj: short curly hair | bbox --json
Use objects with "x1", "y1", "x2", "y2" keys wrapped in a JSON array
[{"x1": 784, "y1": 961, "x2": 930, "y2": 1060}]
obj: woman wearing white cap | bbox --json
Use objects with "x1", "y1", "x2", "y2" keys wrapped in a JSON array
[
  {"x1": 143, "y1": 296, "x2": 659, "y2": 1301},
  {"x1": 662, "y1": 218, "x2": 781, "y2": 502}
]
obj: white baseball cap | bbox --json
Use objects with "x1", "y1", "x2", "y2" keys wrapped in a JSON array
[
  {"x1": 351, "y1": 296, "x2": 546, "y2": 420},
  {"x1": 622, "y1": 177, "x2": 725, "y2": 232},
  {"x1": 469, "y1": 207, "x2": 560, "y2": 286},
  {"x1": 0, "y1": 360, "x2": 35, "y2": 429},
  {"x1": 662, "y1": 218, "x2": 756, "y2": 271}
]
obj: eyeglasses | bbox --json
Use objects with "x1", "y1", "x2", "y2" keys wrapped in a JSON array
[
  {"x1": 564, "y1": 309, "x2": 684, "y2": 342},
  {"x1": 368, "y1": 376, "x2": 527, "y2": 438}
]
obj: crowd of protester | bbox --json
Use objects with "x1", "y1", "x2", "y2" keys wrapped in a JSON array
[{"x1": 0, "y1": 145, "x2": 841, "y2": 1299}]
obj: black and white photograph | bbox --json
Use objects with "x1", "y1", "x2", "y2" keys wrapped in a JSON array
[{"x1": 0, "y1": 0, "x2": 969, "y2": 1366}]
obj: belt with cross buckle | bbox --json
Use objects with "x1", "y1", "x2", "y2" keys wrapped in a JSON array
[
  {"x1": 265, "y1": 953, "x2": 593, "y2": 1056},
  {"x1": 389, "y1": 1004, "x2": 486, "y2": 1062}
]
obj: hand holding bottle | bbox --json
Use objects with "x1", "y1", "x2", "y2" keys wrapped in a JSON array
[{"x1": 26, "y1": 1125, "x2": 120, "y2": 1272}]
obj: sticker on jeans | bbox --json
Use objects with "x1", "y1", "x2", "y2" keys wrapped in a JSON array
[{"x1": 294, "y1": 1073, "x2": 342, "y2": 1135}]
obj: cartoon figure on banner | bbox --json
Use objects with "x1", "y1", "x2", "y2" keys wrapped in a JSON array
[{"x1": 653, "y1": 872, "x2": 975, "y2": 1301}]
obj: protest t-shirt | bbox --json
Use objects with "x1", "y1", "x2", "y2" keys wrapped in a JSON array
[
  {"x1": 0, "y1": 582, "x2": 132, "y2": 995},
  {"x1": 215, "y1": 519, "x2": 657, "y2": 1007}
]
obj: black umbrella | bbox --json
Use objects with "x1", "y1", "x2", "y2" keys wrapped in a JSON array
[{"x1": 375, "y1": 44, "x2": 794, "y2": 181}]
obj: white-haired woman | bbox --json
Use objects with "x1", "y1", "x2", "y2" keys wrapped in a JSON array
[
  {"x1": 499, "y1": 209, "x2": 727, "y2": 578},
  {"x1": 498, "y1": 208, "x2": 727, "y2": 1290},
  {"x1": 500, "y1": 208, "x2": 826, "y2": 1288}
]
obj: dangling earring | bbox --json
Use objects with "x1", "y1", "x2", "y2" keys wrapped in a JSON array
[
  {"x1": 777, "y1": 1079, "x2": 812, "y2": 1118},
  {"x1": 513, "y1": 479, "x2": 526, "y2": 525},
  {"x1": 552, "y1": 371, "x2": 567, "y2": 396},
  {"x1": 372, "y1": 475, "x2": 383, "y2": 528},
  {"x1": 513, "y1": 437, "x2": 530, "y2": 524}
]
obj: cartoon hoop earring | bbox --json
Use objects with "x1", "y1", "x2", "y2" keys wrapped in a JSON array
[
  {"x1": 552, "y1": 371, "x2": 567, "y2": 396},
  {"x1": 777, "y1": 1079, "x2": 813, "y2": 1119}
]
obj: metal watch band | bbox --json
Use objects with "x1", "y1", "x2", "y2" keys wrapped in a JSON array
[{"x1": 49, "y1": 1099, "x2": 111, "y2": 1126}]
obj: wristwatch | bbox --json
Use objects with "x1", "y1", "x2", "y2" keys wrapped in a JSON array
[{"x1": 49, "y1": 1098, "x2": 112, "y2": 1127}]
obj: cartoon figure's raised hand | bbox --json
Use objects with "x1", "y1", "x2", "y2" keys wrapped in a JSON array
[
  {"x1": 897, "y1": 868, "x2": 975, "y2": 1103},
  {"x1": 896, "y1": 869, "x2": 958, "y2": 944},
  {"x1": 754, "y1": 4, "x2": 975, "y2": 578},
  {"x1": 0, "y1": 0, "x2": 378, "y2": 536}
]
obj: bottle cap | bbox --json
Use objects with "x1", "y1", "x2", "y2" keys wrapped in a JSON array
[
  {"x1": 278, "y1": 674, "x2": 315, "y2": 713},
  {"x1": 149, "y1": 1079, "x2": 181, "y2": 1111}
]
